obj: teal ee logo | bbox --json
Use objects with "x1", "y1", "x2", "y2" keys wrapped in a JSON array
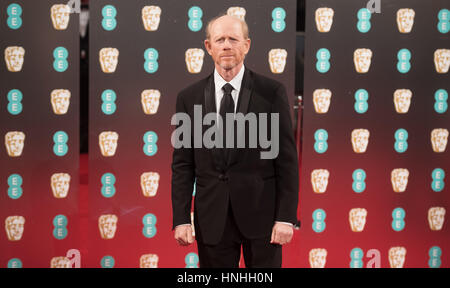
[
  {"x1": 142, "y1": 213, "x2": 157, "y2": 238},
  {"x1": 143, "y1": 131, "x2": 158, "y2": 156},
  {"x1": 350, "y1": 248, "x2": 381, "y2": 268},
  {"x1": 101, "y1": 255, "x2": 115, "y2": 268},
  {"x1": 188, "y1": 6, "x2": 203, "y2": 32},
  {"x1": 314, "y1": 129, "x2": 328, "y2": 154},
  {"x1": 352, "y1": 169, "x2": 366, "y2": 193},
  {"x1": 354, "y1": 89, "x2": 369, "y2": 114},
  {"x1": 53, "y1": 131, "x2": 69, "y2": 156},
  {"x1": 102, "y1": 5, "x2": 117, "y2": 31},
  {"x1": 144, "y1": 48, "x2": 159, "y2": 73},
  {"x1": 437, "y1": 9, "x2": 449, "y2": 34},
  {"x1": 312, "y1": 209, "x2": 326, "y2": 233},
  {"x1": 7, "y1": 258, "x2": 22, "y2": 268},
  {"x1": 397, "y1": 49, "x2": 411, "y2": 74},
  {"x1": 394, "y1": 128, "x2": 408, "y2": 153},
  {"x1": 53, "y1": 47, "x2": 69, "y2": 72},
  {"x1": 271, "y1": 7, "x2": 286, "y2": 32},
  {"x1": 7, "y1": 3, "x2": 22, "y2": 29},
  {"x1": 357, "y1": 8, "x2": 372, "y2": 33},
  {"x1": 101, "y1": 89, "x2": 117, "y2": 115},
  {"x1": 428, "y1": 246, "x2": 442, "y2": 268},
  {"x1": 8, "y1": 174, "x2": 23, "y2": 199},
  {"x1": 7, "y1": 89, "x2": 23, "y2": 115},
  {"x1": 391, "y1": 207, "x2": 406, "y2": 232},
  {"x1": 316, "y1": 48, "x2": 331, "y2": 73},
  {"x1": 431, "y1": 168, "x2": 445, "y2": 192},
  {"x1": 434, "y1": 89, "x2": 448, "y2": 114},
  {"x1": 185, "y1": 252, "x2": 199, "y2": 268},
  {"x1": 53, "y1": 214, "x2": 68, "y2": 240},
  {"x1": 350, "y1": 248, "x2": 364, "y2": 268},
  {"x1": 101, "y1": 173, "x2": 116, "y2": 198}
]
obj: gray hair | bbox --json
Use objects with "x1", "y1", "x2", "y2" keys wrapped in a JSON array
[{"x1": 205, "y1": 13, "x2": 249, "y2": 40}]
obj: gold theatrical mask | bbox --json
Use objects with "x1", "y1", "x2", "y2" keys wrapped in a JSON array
[
  {"x1": 388, "y1": 247, "x2": 407, "y2": 268},
  {"x1": 309, "y1": 248, "x2": 327, "y2": 268},
  {"x1": 185, "y1": 48, "x2": 204, "y2": 74},
  {"x1": 140, "y1": 254, "x2": 159, "y2": 268},
  {"x1": 140, "y1": 172, "x2": 160, "y2": 197},
  {"x1": 5, "y1": 216, "x2": 25, "y2": 241},
  {"x1": 98, "y1": 214, "x2": 118, "y2": 239},
  {"x1": 51, "y1": 4, "x2": 71, "y2": 30},
  {"x1": 349, "y1": 208, "x2": 367, "y2": 232},
  {"x1": 99, "y1": 48, "x2": 119, "y2": 73},
  {"x1": 351, "y1": 129, "x2": 370, "y2": 153},
  {"x1": 431, "y1": 128, "x2": 448, "y2": 153},
  {"x1": 313, "y1": 89, "x2": 332, "y2": 114},
  {"x1": 5, "y1": 46, "x2": 25, "y2": 72},
  {"x1": 396, "y1": 9, "x2": 415, "y2": 33},
  {"x1": 142, "y1": 6, "x2": 161, "y2": 31},
  {"x1": 391, "y1": 169, "x2": 409, "y2": 193},
  {"x1": 315, "y1": 7, "x2": 334, "y2": 33},
  {"x1": 353, "y1": 48, "x2": 373, "y2": 73},
  {"x1": 5, "y1": 131, "x2": 25, "y2": 157},
  {"x1": 268, "y1": 49, "x2": 287, "y2": 74},
  {"x1": 51, "y1": 173, "x2": 71, "y2": 199},
  {"x1": 428, "y1": 207, "x2": 446, "y2": 231},
  {"x1": 141, "y1": 89, "x2": 161, "y2": 115},
  {"x1": 50, "y1": 257, "x2": 71, "y2": 268},
  {"x1": 393, "y1": 89, "x2": 412, "y2": 114},
  {"x1": 99, "y1": 131, "x2": 119, "y2": 157},
  {"x1": 227, "y1": 7, "x2": 246, "y2": 20},
  {"x1": 311, "y1": 169, "x2": 330, "y2": 194},
  {"x1": 51, "y1": 89, "x2": 71, "y2": 115},
  {"x1": 434, "y1": 49, "x2": 450, "y2": 74}
]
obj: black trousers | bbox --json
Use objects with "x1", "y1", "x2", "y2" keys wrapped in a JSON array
[{"x1": 196, "y1": 203, "x2": 282, "y2": 268}]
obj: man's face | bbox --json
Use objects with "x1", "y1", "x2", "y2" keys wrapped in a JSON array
[{"x1": 204, "y1": 16, "x2": 250, "y2": 71}]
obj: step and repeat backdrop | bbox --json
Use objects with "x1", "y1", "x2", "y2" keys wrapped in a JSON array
[
  {"x1": 0, "y1": 1, "x2": 80, "y2": 268},
  {"x1": 301, "y1": 0, "x2": 449, "y2": 267},
  {"x1": 88, "y1": 0, "x2": 297, "y2": 268}
]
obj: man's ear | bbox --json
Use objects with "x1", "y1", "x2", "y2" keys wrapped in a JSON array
[
  {"x1": 204, "y1": 39, "x2": 212, "y2": 56},
  {"x1": 244, "y1": 38, "x2": 251, "y2": 55}
]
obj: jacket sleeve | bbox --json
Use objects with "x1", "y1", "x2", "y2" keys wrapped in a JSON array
[
  {"x1": 171, "y1": 92, "x2": 195, "y2": 229},
  {"x1": 272, "y1": 84, "x2": 300, "y2": 226}
]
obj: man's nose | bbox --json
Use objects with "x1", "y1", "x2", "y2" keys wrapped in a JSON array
[{"x1": 222, "y1": 39, "x2": 232, "y2": 49}]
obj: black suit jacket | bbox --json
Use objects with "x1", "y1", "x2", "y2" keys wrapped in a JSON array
[{"x1": 171, "y1": 68, "x2": 299, "y2": 245}]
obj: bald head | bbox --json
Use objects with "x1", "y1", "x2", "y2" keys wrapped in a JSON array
[{"x1": 205, "y1": 14, "x2": 249, "y2": 40}]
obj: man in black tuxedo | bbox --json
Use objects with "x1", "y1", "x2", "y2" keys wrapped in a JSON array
[{"x1": 171, "y1": 14, "x2": 299, "y2": 268}]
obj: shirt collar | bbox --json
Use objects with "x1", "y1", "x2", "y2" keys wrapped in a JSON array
[{"x1": 214, "y1": 64, "x2": 245, "y2": 93}]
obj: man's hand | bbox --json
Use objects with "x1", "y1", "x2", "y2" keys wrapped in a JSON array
[
  {"x1": 174, "y1": 225, "x2": 195, "y2": 246},
  {"x1": 270, "y1": 222, "x2": 294, "y2": 245}
]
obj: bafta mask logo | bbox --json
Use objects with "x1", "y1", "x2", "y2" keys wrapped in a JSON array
[
  {"x1": 99, "y1": 48, "x2": 119, "y2": 73},
  {"x1": 309, "y1": 248, "x2": 327, "y2": 268},
  {"x1": 50, "y1": 257, "x2": 71, "y2": 268},
  {"x1": 431, "y1": 128, "x2": 448, "y2": 153},
  {"x1": 315, "y1": 7, "x2": 334, "y2": 33},
  {"x1": 185, "y1": 48, "x2": 204, "y2": 74},
  {"x1": 396, "y1": 9, "x2": 415, "y2": 33},
  {"x1": 51, "y1": 4, "x2": 71, "y2": 30},
  {"x1": 434, "y1": 49, "x2": 450, "y2": 74},
  {"x1": 313, "y1": 89, "x2": 332, "y2": 114},
  {"x1": 351, "y1": 129, "x2": 370, "y2": 153},
  {"x1": 349, "y1": 208, "x2": 367, "y2": 232},
  {"x1": 354, "y1": 48, "x2": 373, "y2": 73},
  {"x1": 393, "y1": 89, "x2": 412, "y2": 114},
  {"x1": 389, "y1": 247, "x2": 407, "y2": 268},
  {"x1": 428, "y1": 207, "x2": 446, "y2": 231},
  {"x1": 51, "y1": 173, "x2": 71, "y2": 198},
  {"x1": 5, "y1": 46, "x2": 25, "y2": 72},
  {"x1": 227, "y1": 7, "x2": 246, "y2": 20},
  {"x1": 98, "y1": 214, "x2": 118, "y2": 239},
  {"x1": 311, "y1": 169, "x2": 330, "y2": 194},
  {"x1": 140, "y1": 254, "x2": 159, "y2": 268},
  {"x1": 140, "y1": 172, "x2": 160, "y2": 197},
  {"x1": 51, "y1": 89, "x2": 71, "y2": 115},
  {"x1": 5, "y1": 131, "x2": 25, "y2": 157},
  {"x1": 141, "y1": 89, "x2": 161, "y2": 115},
  {"x1": 391, "y1": 168, "x2": 409, "y2": 193},
  {"x1": 99, "y1": 131, "x2": 119, "y2": 157},
  {"x1": 5, "y1": 216, "x2": 25, "y2": 241},
  {"x1": 142, "y1": 6, "x2": 161, "y2": 31},
  {"x1": 268, "y1": 49, "x2": 287, "y2": 74}
]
